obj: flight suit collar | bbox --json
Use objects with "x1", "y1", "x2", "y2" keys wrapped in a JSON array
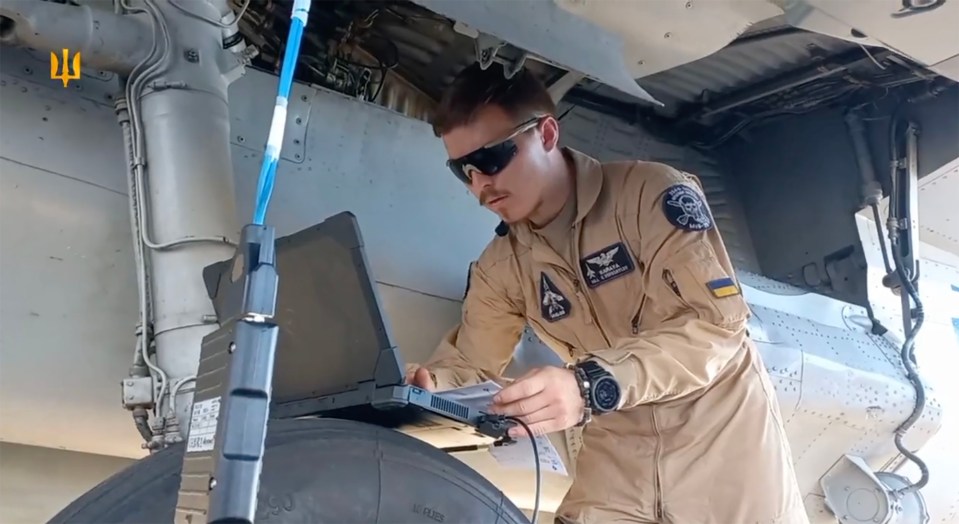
[{"x1": 511, "y1": 147, "x2": 604, "y2": 248}]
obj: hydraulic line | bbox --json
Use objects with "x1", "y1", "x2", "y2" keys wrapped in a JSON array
[
  {"x1": 886, "y1": 113, "x2": 928, "y2": 496},
  {"x1": 890, "y1": 240, "x2": 928, "y2": 495},
  {"x1": 871, "y1": 202, "x2": 894, "y2": 275}
]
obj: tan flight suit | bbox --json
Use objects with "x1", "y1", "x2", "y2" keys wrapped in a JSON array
[{"x1": 421, "y1": 148, "x2": 808, "y2": 524}]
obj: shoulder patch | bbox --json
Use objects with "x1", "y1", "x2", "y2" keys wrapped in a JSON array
[
  {"x1": 662, "y1": 184, "x2": 713, "y2": 231},
  {"x1": 540, "y1": 272, "x2": 571, "y2": 322},
  {"x1": 706, "y1": 277, "x2": 740, "y2": 298}
]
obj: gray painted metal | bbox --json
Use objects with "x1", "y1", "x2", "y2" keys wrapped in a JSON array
[
  {"x1": 0, "y1": 66, "x2": 140, "y2": 457},
  {"x1": 121, "y1": 0, "x2": 246, "y2": 440},
  {"x1": 0, "y1": 0, "x2": 151, "y2": 75},
  {"x1": 793, "y1": 0, "x2": 959, "y2": 80},
  {"x1": 409, "y1": 0, "x2": 661, "y2": 106},
  {"x1": 916, "y1": 160, "x2": 959, "y2": 256},
  {"x1": 856, "y1": 216, "x2": 959, "y2": 524},
  {"x1": 229, "y1": 74, "x2": 311, "y2": 164},
  {"x1": 740, "y1": 270, "x2": 941, "y2": 499},
  {"x1": 0, "y1": 46, "x2": 121, "y2": 107},
  {"x1": 820, "y1": 455, "x2": 898, "y2": 523},
  {"x1": 643, "y1": 30, "x2": 854, "y2": 108}
]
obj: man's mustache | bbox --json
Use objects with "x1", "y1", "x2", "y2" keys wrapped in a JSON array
[{"x1": 480, "y1": 187, "x2": 509, "y2": 206}]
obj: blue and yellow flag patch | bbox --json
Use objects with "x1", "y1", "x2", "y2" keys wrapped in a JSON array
[{"x1": 706, "y1": 277, "x2": 740, "y2": 298}]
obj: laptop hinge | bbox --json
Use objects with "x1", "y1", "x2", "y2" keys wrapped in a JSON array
[{"x1": 374, "y1": 346, "x2": 405, "y2": 387}]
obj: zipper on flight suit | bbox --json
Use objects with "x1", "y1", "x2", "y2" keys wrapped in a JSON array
[
  {"x1": 570, "y1": 224, "x2": 612, "y2": 346},
  {"x1": 630, "y1": 294, "x2": 647, "y2": 335},
  {"x1": 650, "y1": 407, "x2": 665, "y2": 521},
  {"x1": 663, "y1": 269, "x2": 682, "y2": 299}
]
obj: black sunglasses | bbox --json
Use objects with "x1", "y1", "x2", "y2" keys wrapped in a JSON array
[{"x1": 446, "y1": 116, "x2": 544, "y2": 184}]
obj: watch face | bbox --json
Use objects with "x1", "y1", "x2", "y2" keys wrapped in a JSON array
[{"x1": 594, "y1": 378, "x2": 621, "y2": 411}]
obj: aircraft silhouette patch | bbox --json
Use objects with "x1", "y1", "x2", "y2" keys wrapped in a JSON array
[
  {"x1": 663, "y1": 184, "x2": 713, "y2": 231},
  {"x1": 580, "y1": 242, "x2": 635, "y2": 288},
  {"x1": 540, "y1": 272, "x2": 571, "y2": 322}
]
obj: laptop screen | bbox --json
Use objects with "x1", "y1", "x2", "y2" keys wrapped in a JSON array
[{"x1": 203, "y1": 211, "x2": 402, "y2": 404}]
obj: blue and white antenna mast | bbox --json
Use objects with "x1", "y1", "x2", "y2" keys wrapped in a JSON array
[{"x1": 206, "y1": 1, "x2": 311, "y2": 522}]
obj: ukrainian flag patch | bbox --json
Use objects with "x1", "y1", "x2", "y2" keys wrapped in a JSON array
[{"x1": 706, "y1": 277, "x2": 740, "y2": 298}]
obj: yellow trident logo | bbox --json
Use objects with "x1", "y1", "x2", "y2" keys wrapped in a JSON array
[{"x1": 50, "y1": 49, "x2": 81, "y2": 88}]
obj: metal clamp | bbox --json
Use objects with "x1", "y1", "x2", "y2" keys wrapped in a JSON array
[{"x1": 474, "y1": 32, "x2": 528, "y2": 79}]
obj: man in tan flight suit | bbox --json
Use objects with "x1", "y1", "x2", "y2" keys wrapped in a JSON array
[{"x1": 406, "y1": 63, "x2": 809, "y2": 524}]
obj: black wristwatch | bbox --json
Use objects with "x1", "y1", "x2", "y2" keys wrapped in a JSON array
[{"x1": 570, "y1": 360, "x2": 621, "y2": 425}]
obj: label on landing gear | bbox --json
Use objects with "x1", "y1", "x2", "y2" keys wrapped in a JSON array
[{"x1": 187, "y1": 396, "x2": 220, "y2": 453}]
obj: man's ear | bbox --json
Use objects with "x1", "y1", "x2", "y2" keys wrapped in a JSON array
[{"x1": 541, "y1": 116, "x2": 560, "y2": 152}]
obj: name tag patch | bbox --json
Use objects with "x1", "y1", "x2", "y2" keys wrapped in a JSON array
[
  {"x1": 540, "y1": 272, "x2": 571, "y2": 321},
  {"x1": 707, "y1": 277, "x2": 740, "y2": 298},
  {"x1": 580, "y1": 242, "x2": 636, "y2": 288},
  {"x1": 663, "y1": 184, "x2": 713, "y2": 231}
]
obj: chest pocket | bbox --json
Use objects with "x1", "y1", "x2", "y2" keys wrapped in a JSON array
[{"x1": 576, "y1": 216, "x2": 648, "y2": 339}]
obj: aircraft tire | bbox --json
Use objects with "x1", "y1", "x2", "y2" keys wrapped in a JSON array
[{"x1": 48, "y1": 417, "x2": 531, "y2": 524}]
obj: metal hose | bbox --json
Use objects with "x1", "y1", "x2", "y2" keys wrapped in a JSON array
[
  {"x1": 886, "y1": 112, "x2": 929, "y2": 496},
  {"x1": 890, "y1": 246, "x2": 928, "y2": 495}
]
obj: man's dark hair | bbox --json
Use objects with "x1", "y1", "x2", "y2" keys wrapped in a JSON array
[{"x1": 431, "y1": 62, "x2": 556, "y2": 137}]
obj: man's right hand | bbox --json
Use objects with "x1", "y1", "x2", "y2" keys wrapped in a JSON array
[{"x1": 405, "y1": 365, "x2": 436, "y2": 391}]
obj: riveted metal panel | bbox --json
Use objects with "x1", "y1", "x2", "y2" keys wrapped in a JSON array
[
  {"x1": 855, "y1": 213, "x2": 959, "y2": 522},
  {"x1": 227, "y1": 84, "x2": 500, "y2": 303},
  {"x1": 0, "y1": 71, "x2": 126, "y2": 195},
  {"x1": 639, "y1": 30, "x2": 855, "y2": 108},
  {"x1": 227, "y1": 72, "x2": 312, "y2": 164},
  {"x1": 741, "y1": 269, "x2": 943, "y2": 502},
  {"x1": 0, "y1": 45, "x2": 121, "y2": 107}
]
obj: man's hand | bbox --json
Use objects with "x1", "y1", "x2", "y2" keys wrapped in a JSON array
[
  {"x1": 404, "y1": 365, "x2": 436, "y2": 391},
  {"x1": 487, "y1": 366, "x2": 583, "y2": 438}
]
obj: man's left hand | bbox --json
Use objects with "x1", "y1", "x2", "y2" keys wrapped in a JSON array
[{"x1": 487, "y1": 366, "x2": 584, "y2": 438}]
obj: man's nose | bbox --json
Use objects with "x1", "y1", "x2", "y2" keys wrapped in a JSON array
[{"x1": 471, "y1": 171, "x2": 495, "y2": 191}]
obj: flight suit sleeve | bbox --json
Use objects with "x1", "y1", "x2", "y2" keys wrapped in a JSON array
[
  {"x1": 419, "y1": 258, "x2": 526, "y2": 390},
  {"x1": 587, "y1": 164, "x2": 750, "y2": 410}
]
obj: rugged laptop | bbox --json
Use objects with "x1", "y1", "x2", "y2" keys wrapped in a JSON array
[{"x1": 200, "y1": 211, "x2": 508, "y2": 439}]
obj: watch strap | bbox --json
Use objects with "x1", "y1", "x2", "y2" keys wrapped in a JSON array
[
  {"x1": 566, "y1": 362, "x2": 592, "y2": 426},
  {"x1": 575, "y1": 359, "x2": 620, "y2": 414}
]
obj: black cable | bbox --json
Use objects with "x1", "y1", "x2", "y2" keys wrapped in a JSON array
[
  {"x1": 871, "y1": 202, "x2": 895, "y2": 275},
  {"x1": 886, "y1": 111, "x2": 929, "y2": 495},
  {"x1": 889, "y1": 243, "x2": 928, "y2": 494},
  {"x1": 371, "y1": 65, "x2": 387, "y2": 103},
  {"x1": 505, "y1": 417, "x2": 541, "y2": 524}
]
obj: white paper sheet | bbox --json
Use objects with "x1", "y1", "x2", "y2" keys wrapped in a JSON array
[
  {"x1": 437, "y1": 380, "x2": 569, "y2": 476},
  {"x1": 489, "y1": 435, "x2": 569, "y2": 476},
  {"x1": 436, "y1": 380, "x2": 504, "y2": 413}
]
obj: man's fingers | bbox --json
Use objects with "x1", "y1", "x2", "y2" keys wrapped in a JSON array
[
  {"x1": 494, "y1": 371, "x2": 546, "y2": 405},
  {"x1": 517, "y1": 403, "x2": 562, "y2": 426},
  {"x1": 414, "y1": 367, "x2": 435, "y2": 391},
  {"x1": 404, "y1": 365, "x2": 435, "y2": 391},
  {"x1": 490, "y1": 390, "x2": 552, "y2": 417}
]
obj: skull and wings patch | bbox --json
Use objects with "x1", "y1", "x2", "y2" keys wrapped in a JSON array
[{"x1": 663, "y1": 184, "x2": 713, "y2": 231}]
